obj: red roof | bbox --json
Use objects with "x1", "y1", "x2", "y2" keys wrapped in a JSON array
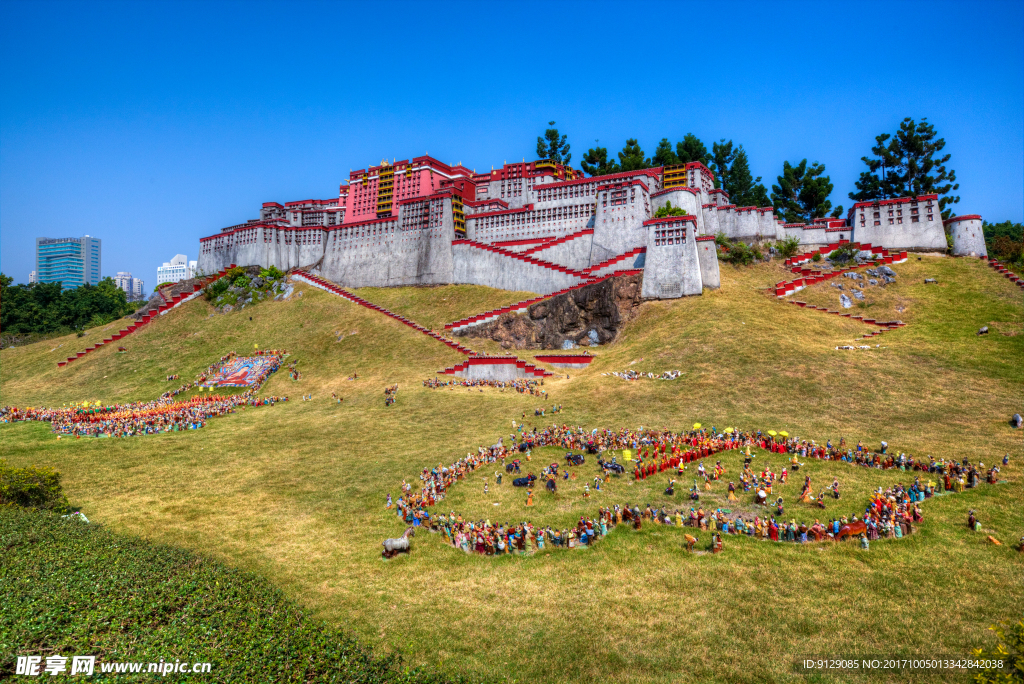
[
  {"x1": 944, "y1": 214, "x2": 982, "y2": 223},
  {"x1": 466, "y1": 204, "x2": 536, "y2": 220},
  {"x1": 651, "y1": 186, "x2": 699, "y2": 198},
  {"x1": 643, "y1": 215, "x2": 697, "y2": 226}
]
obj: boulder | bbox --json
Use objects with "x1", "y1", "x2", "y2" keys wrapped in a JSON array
[
  {"x1": 878, "y1": 265, "x2": 897, "y2": 278},
  {"x1": 840, "y1": 294, "x2": 853, "y2": 309},
  {"x1": 561, "y1": 339, "x2": 579, "y2": 350},
  {"x1": 924, "y1": 278, "x2": 938, "y2": 284},
  {"x1": 883, "y1": 275, "x2": 896, "y2": 284},
  {"x1": 1012, "y1": 414, "x2": 1023, "y2": 429},
  {"x1": 852, "y1": 289, "x2": 865, "y2": 300},
  {"x1": 868, "y1": 279, "x2": 878, "y2": 286}
]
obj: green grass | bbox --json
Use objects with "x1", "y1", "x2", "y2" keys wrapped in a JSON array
[
  {"x1": 2, "y1": 256, "x2": 1022, "y2": 684},
  {"x1": 0, "y1": 505, "x2": 475, "y2": 683}
]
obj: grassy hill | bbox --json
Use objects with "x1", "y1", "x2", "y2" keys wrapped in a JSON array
[{"x1": 2, "y1": 254, "x2": 1022, "y2": 684}]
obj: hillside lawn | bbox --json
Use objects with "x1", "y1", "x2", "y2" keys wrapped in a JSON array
[{"x1": 2, "y1": 254, "x2": 1022, "y2": 684}]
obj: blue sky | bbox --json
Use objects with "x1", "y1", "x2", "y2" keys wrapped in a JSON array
[{"x1": 2, "y1": 0, "x2": 1021, "y2": 288}]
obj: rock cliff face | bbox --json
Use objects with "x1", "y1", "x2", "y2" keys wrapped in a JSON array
[{"x1": 456, "y1": 274, "x2": 644, "y2": 350}]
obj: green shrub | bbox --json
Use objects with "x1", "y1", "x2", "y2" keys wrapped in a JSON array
[
  {"x1": 971, "y1": 615, "x2": 1024, "y2": 684},
  {"x1": 777, "y1": 236, "x2": 802, "y2": 259},
  {"x1": 828, "y1": 244, "x2": 859, "y2": 263},
  {"x1": 225, "y1": 266, "x2": 245, "y2": 281},
  {"x1": 232, "y1": 275, "x2": 250, "y2": 289},
  {"x1": 155, "y1": 281, "x2": 174, "y2": 290},
  {"x1": 653, "y1": 201, "x2": 687, "y2": 219},
  {"x1": 0, "y1": 506, "x2": 478, "y2": 684},
  {"x1": 714, "y1": 232, "x2": 731, "y2": 248},
  {"x1": 992, "y1": 236, "x2": 1023, "y2": 264},
  {"x1": 723, "y1": 241, "x2": 757, "y2": 266},
  {"x1": 0, "y1": 460, "x2": 71, "y2": 513},
  {"x1": 206, "y1": 277, "x2": 230, "y2": 300},
  {"x1": 260, "y1": 265, "x2": 285, "y2": 280},
  {"x1": 811, "y1": 253, "x2": 822, "y2": 263}
]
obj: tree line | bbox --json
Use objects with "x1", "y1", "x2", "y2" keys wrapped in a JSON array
[
  {"x1": 536, "y1": 117, "x2": 963, "y2": 224},
  {"x1": 0, "y1": 275, "x2": 134, "y2": 341}
]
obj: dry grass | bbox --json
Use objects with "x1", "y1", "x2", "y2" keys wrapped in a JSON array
[{"x1": 2, "y1": 255, "x2": 1022, "y2": 684}]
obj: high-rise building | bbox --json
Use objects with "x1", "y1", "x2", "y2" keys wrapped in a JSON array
[
  {"x1": 156, "y1": 254, "x2": 196, "y2": 285},
  {"x1": 114, "y1": 272, "x2": 145, "y2": 300},
  {"x1": 35, "y1": 236, "x2": 102, "y2": 290},
  {"x1": 29, "y1": 270, "x2": 36, "y2": 283}
]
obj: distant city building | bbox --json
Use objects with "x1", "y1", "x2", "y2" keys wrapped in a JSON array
[
  {"x1": 35, "y1": 236, "x2": 101, "y2": 290},
  {"x1": 156, "y1": 254, "x2": 197, "y2": 285},
  {"x1": 114, "y1": 271, "x2": 145, "y2": 300},
  {"x1": 29, "y1": 270, "x2": 36, "y2": 284}
]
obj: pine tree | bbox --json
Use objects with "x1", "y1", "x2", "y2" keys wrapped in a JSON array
[
  {"x1": 848, "y1": 117, "x2": 959, "y2": 218},
  {"x1": 581, "y1": 146, "x2": 620, "y2": 176},
  {"x1": 711, "y1": 140, "x2": 736, "y2": 191},
  {"x1": 651, "y1": 138, "x2": 679, "y2": 167},
  {"x1": 536, "y1": 121, "x2": 571, "y2": 164},
  {"x1": 617, "y1": 139, "x2": 650, "y2": 172},
  {"x1": 676, "y1": 134, "x2": 710, "y2": 167},
  {"x1": 771, "y1": 159, "x2": 840, "y2": 223},
  {"x1": 724, "y1": 146, "x2": 770, "y2": 207}
]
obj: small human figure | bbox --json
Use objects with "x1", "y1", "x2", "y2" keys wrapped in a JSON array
[
  {"x1": 526, "y1": 489, "x2": 534, "y2": 506},
  {"x1": 685, "y1": 533, "x2": 698, "y2": 552}
]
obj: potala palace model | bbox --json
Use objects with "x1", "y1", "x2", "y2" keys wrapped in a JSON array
[{"x1": 198, "y1": 155, "x2": 987, "y2": 298}]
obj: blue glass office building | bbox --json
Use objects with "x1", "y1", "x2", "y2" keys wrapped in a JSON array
[{"x1": 35, "y1": 236, "x2": 102, "y2": 289}]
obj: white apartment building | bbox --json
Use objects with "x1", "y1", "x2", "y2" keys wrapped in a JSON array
[{"x1": 156, "y1": 254, "x2": 197, "y2": 285}]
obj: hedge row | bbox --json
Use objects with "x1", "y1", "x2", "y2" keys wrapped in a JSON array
[{"x1": 1, "y1": 506, "x2": 480, "y2": 683}]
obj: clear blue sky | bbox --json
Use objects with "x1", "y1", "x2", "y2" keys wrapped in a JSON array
[{"x1": 2, "y1": 0, "x2": 1021, "y2": 288}]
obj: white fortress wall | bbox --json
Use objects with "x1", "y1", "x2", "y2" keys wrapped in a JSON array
[
  {"x1": 800, "y1": 225, "x2": 827, "y2": 245},
  {"x1": 701, "y1": 204, "x2": 721, "y2": 236},
  {"x1": 650, "y1": 187, "x2": 705, "y2": 235},
  {"x1": 524, "y1": 230, "x2": 595, "y2": 271},
  {"x1": 451, "y1": 241, "x2": 581, "y2": 295},
  {"x1": 718, "y1": 205, "x2": 737, "y2": 238},
  {"x1": 640, "y1": 216, "x2": 703, "y2": 299},
  {"x1": 847, "y1": 195, "x2": 947, "y2": 251},
  {"x1": 591, "y1": 179, "x2": 652, "y2": 263},
  {"x1": 757, "y1": 209, "x2": 777, "y2": 239},
  {"x1": 946, "y1": 216, "x2": 987, "y2": 257},
  {"x1": 733, "y1": 208, "x2": 760, "y2": 240},
  {"x1": 695, "y1": 235, "x2": 721, "y2": 289}
]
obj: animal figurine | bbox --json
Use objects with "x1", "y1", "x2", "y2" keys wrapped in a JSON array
[
  {"x1": 382, "y1": 526, "x2": 415, "y2": 559},
  {"x1": 836, "y1": 520, "x2": 867, "y2": 541}
]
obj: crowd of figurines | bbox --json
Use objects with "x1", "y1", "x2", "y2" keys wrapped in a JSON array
[
  {"x1": 423, "y1": 377, "x2": 545, "y2": 396},
  {"x1": 0, "y1": 351, "x2": 288, "y2": 438},
  {"x1": 383, "y1": 424, "x2": 1006, "y2": 557},
  {"x1": 384, "y1": 385, "x2": 398, "y2": 407}
]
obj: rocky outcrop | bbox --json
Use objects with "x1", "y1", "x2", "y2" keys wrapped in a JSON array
[{"x1": 457, "y1": 274, "x2": 644, "y2": 350}]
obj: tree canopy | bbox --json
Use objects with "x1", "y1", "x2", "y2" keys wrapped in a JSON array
[
  {"x1": 675, "y1": 134, "x2": 711, "y2": 167},
  {"x1": 536, "y1": 121, "x2": 571, "y2": 165},
  {"x1": 848, "y1": 117, "x2": 959, "y2": 218},
  {"x1": 711, "y1": 141, "x2": 771, "y2": 207},
  {"x1": 651, "y1": 138, "x2": 679, "y2": 168},
  {"x1": 771, "y1": 159, "x2": 842, "y2": 223},
  {"x1": 580, "y1": 145, "x2": 620, "y2": 176},
  {"x1": 617, "y1": 138, "x2": 649, "y2": 172},
  {"x1": 0, "y1": 274, "x2": 133, "y2": 335}
]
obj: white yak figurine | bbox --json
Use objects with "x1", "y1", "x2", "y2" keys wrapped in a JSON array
[{"x1": 382, "y1": 526, "x2": 415, "y2": 558}]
